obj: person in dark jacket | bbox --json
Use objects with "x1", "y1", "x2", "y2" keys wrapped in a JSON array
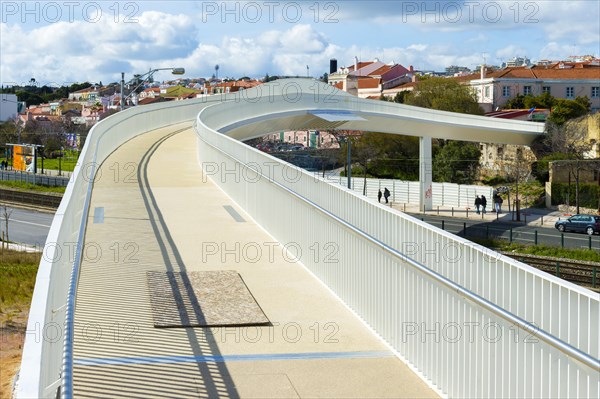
[
  {"x1": 383, "y1": 187, "x2": 390, "y2": 204},
  {"x1": 481, "y1": 195, "x2": 487, "y2": 214},
  {"x1": 378, "y1": 189, "x2": 382, "y2": 203},
  {"x1": 494, "y1": 194, "x2": 503, "y2": 214},
  {"x1": 475, "y1": 196, "x2": 482, "y2": 214}
]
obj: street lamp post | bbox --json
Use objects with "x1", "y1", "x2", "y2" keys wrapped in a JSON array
[
  {"x1": 120, "y1": 72, "x2": 125, "y2": 111},
  {"x1": 119, "y1": 67, "x2": 185, "y2": 110},
  {"x1": 338, "y1": 135, "x2": 352, "y2": 189}
]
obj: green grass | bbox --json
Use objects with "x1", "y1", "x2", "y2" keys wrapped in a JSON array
[
  {"x1": 1, "y1": 150, "x2": 79, "y2": 172},
  {"x1": 38, "y1": 157, "x2": 78, "y2": 172},
  {"x1": 472, "y1": 238, "x2": 600, "y2": 263},
  {"x1": 0, "y1": 180, "x2": 66, "y2": 194},
  {"x1": 0, "y1": 250, "x2": 41, "y2": 311}
]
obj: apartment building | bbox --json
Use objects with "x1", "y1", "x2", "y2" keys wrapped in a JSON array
[{"x1": 460, "y1": 60, "x2": 600, "y2": 113}]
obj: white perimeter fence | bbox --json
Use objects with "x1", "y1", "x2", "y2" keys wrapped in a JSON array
[{"x1": 324, "y1": 175, "x2": 494, "y2": 208}]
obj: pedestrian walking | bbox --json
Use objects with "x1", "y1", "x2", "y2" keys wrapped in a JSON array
[
  {"x1": 495, "y1": 194, "x2": 503, "y2": 214},
  {"x1": 481, "y1": 195, "x2": 487, "y2": 214},
  {"x1": 377, "y1": 189, "x2": 382, "y2": 203},
  {"x1": 383, "y1": 187, "x2": 390, "y2": 204},
  {"x1": 474, "y1": 195, "x2": 482, "y2": 214}
]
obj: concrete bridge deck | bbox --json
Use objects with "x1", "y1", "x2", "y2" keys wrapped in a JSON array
[{"x1": 71, "y1": 123, "x2": 438, "y2": 398}]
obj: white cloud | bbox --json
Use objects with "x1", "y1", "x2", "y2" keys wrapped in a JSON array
[
  {"x1": 539, "y1": 42, "x2": 583, "y2": 61},
  {"x1": 1, "y1": 3, "x2": 597, "y2": 86},
  {"x1": 495, "y1": 45, "x2": 528, "y2": 61},
  {"x1": 0, "y1": 11, "x2": 197, "y2": 84}
]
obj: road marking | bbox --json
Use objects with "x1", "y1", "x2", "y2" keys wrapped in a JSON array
[
  {"x1": 0, "y1": 217, "x2": 51, "y2": 228},
  {"x1": 74, "y1": 350, "x2": 394, "y2": 367},
  {"x1": 224, "y1": 205, "x2": 246, "y2": 223},
  {"x1": 93, "y1": 207, "x2": 104, "y2": 224}
]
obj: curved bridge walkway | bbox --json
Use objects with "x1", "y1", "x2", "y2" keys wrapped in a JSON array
[{"x1": 71, "y1": 123, "x2": 438, "y2": 398}]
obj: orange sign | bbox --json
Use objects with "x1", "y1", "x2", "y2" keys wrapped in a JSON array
[{"x1": 13, "y1": 145, "x2": 25, "y2": 171}]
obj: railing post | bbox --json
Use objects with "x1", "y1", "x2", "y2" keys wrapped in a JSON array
[
  {"x1": 535, "y1": 230, "x2": 538, "y2": 245},
  {"x1": 510, "y1": 227, "x2": 513, "y2": 243},
  {"x1": 589, "y1": 235, "x2": 592, "y2": 250},
  {"x1": 463, "y1": 222, "x2": 467, "y2": 237},
  {"x1": 593, "y1": 268, "x2": 598, "y2": 288},
  {"x1": 442, "y1": 220, "x2": 445, "y2": 231},
  {"x1": 556, "y1": 262, "x2": 560, "y2": 278},
  {"x1": 561, "y1": 233, "x2": 565, "y2": 248}
]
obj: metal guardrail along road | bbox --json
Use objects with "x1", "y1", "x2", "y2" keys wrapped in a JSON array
[{"x1": 0, "y1": 188, "x2": 63, "y2": 208}]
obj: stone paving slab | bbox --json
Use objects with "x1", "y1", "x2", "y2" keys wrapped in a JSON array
[{"x1": 147, "y1": 271, "x2": 270, "y2": 328}]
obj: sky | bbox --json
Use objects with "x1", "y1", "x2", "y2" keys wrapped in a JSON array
[{"x1": 1, "y1": 1, "x2": 599, "y2": 87}]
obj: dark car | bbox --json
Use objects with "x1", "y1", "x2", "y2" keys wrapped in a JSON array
[{"x1": 555, "y1": 214, "x2": 600, "y2": 235}]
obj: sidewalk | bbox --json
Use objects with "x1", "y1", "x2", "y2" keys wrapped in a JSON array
[
  {"x1": 71, "y1": 126, "x2": 439, "y2": 398},
  {"x1": 387, "y1": 202, "x2": 575, "y2": 228}
]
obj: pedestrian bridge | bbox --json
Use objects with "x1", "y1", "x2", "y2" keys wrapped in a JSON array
[{"x1": 18, "y1": 80, "x2": 598, "y2": 398}]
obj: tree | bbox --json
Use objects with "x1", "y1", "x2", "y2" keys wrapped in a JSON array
[
  {"x1": 432, "y1": 140, "x2": 481, "y2": 184},
  {"x1": 544, "y1": 118, "x2": 593, "y2": 155},
  {"x1": 355, "y1": 132, "x2": 419, "y2": 180},
  {"x1": 505, "y1": 94, "x2": 527, "y2": 109},
  {"x1": 392, "y1": 91, "x2": 409, "y2": 104},
  {"x1": 404, "y1": 77, "x2": 484, "y2": 115},
  {"x1": 352, "y1": 133, "x2": 381, "y2": 195},
  {"x1": 1, "y1": 204, "x2": 13, "y2": 248},
  {"x1": 542, "y1": 115, "x2": 596, "y2": 213},
  {"x1": 525, "y1": 92, "x2": 555, "y2": 109},
  {"x1": 15, "y1": 90, "x2": 44, "y2": 106},
  {"x1": 504, "y1": 148, "x2": 531, "y2": 221},
  {"x1": 548, "y1": 96, "x2": 590, "y2": 125}
]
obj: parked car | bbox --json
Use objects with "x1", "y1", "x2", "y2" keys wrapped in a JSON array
[{"x1": 554, "y1": 214, "x2": 600, "y2": 235}]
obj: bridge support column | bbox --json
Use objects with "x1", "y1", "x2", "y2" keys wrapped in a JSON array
[{"x1": 420, "y1": 136, "x2": 433, "y2": 211}]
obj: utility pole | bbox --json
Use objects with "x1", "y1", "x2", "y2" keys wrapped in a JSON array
[
  {"x1": 120, "y1": 72, "x2": 125, "y2": 111},
  {"x1": 347, "y1": 138, "x2": 352, "y2": 189}
]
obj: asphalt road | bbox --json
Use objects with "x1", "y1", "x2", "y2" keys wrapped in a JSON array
[
  {"x1": 2, "y1": 206, "x2": 599, "y2": 253},
  {"x1": 408, "y1": 213, "x2": 600, "y2": 252},
  {"x1": 0, "y1": 206, "x2": 54, "y2": 248}
]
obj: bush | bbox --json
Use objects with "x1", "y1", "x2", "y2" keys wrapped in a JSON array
[
  {"x1": 551, "y1": 182, "x2": 600, "y2": 209},
  {"x1": 482, "y1": 176, "x2": 507, "y2": 186}
]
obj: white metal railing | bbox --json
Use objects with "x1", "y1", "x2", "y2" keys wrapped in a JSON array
[
  {"x1": 18, "y1": 79, "x2": 593, "y2": 399},
  {"x1": 16, "y1": 96, "x2": 231, "y2": 399},
  {"x1": 195, "y1": 89, "x2": 599, "y2": 398}
]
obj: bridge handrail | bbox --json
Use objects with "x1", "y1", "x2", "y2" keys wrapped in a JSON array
[
  {"x1": 193, "y1": 84, "x2": 598, "y2": 398},
  {"x1": 199, "y1": 127, "x2": 599, "y2": 370},
  {"x1": 17, "y1": 96, "x2": 233, "y2": 399}
]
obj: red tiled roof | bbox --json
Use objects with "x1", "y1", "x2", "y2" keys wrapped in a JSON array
[
  {"x1": 333, "y1": 81, "x2": 343, "y2": 90},
  {"x1": 215, "y1": 80, "x2": 262, "y2": 89},
  {"x1": 138, "y1": 97, "x2": 163, "y2": 105},
  {"x1": 369, "y1": 65, "x2": 392, "y2": 76},
  {"x1": 357, "y1": 78, "x2": 381, "y2": 89},
  {"x1": 455, "y1": 64, "x2": 600, "y2": 81},
  {"x1": 73, "y1": 86, "x2": 97, "y2": 93},
  {"x1": 341, "y1": 61, "x2": 374, "y2": 72}
]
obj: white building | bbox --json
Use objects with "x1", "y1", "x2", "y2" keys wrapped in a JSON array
[{"x1": 0, "y1": 93, "x2": 19, "y2": 121}]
